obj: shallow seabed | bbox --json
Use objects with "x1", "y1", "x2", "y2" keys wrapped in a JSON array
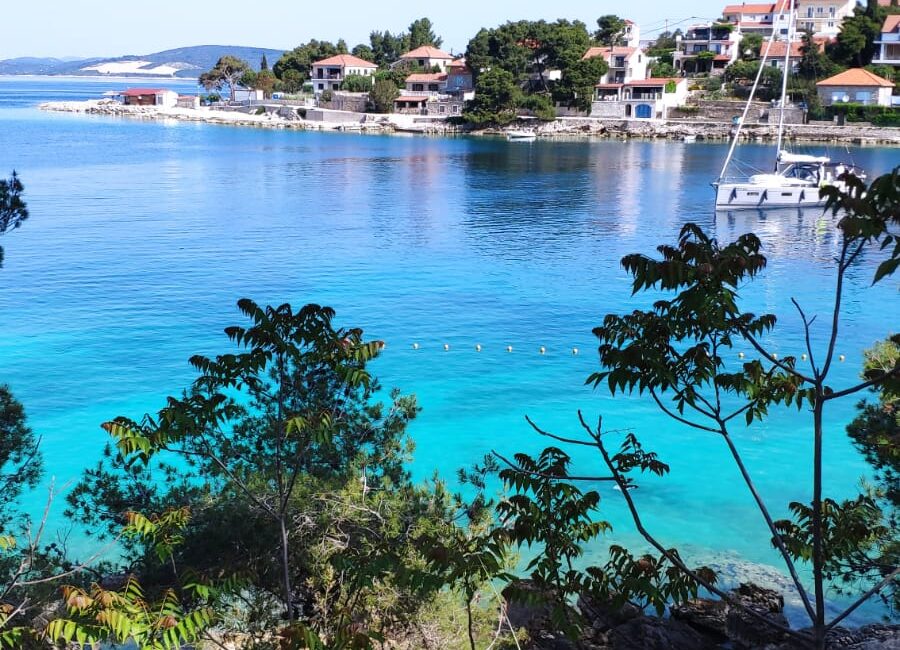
[{"x1": 1, "y1": 76, "x2": 898, "y2": 626}]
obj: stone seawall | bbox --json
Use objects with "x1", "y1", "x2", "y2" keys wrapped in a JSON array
[{"x1": 39, "y1": 100, "x2": 900, "y2": 145}]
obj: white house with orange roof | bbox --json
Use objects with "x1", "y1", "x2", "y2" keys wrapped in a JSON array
[
  {"x1": 760, "y1": 39, "x2": 805, "y2": 70},
  {"x1": 795, "y1": 0, "x2": 856, "y2": 36},
  {"x1": 816, "y1": 68, "x2": 895, "y2": 106},
  {"x1": 721, "y1": 1, "x2": 793, "y2": 38},
  {"x1": 873, "y1": 15, "x2": 900, "y2": 68},
  {"x1": 395, "y1": 46, "x2": 456, "y2": 72},
  {"x1": 583, "y1": 46, "x2": 648, "y2": 84},
  {"x1": 591, "y1": 78, "x2": 688, "y2": 119},
  {"x1": 310, "y1": 54, "x2": 377, "y2": 94}
]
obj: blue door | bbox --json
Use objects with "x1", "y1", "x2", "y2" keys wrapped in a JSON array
[{"x1": 636, "y1": 104, "x2": 653, "y2": 119}]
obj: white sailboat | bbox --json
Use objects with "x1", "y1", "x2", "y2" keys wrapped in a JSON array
[{"x1": 713, "y1": 0, "x2": 865, "y2": 209}]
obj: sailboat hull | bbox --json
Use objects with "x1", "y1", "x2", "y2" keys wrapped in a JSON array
[{"x1": 714, "y1": 182, "x2": 826, "y2": 209}]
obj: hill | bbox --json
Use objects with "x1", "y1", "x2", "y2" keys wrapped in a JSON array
[{"x1": 0, "y1": 45, "x2": 286, "y2": 78}]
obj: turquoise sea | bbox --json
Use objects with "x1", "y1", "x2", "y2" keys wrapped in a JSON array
[{"x1": 0, "y1": 76, "x2": 897, "y2": 625}]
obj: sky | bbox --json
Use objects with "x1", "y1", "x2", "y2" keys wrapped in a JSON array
[{"x1": 1, "y1": 0, "x2": 727, "y2": 60}]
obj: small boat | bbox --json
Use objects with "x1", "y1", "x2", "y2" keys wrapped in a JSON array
[
  {"x1": 507, "y1": 129, "x2": 536, "y2": 141},
  {"x1": 683, "y1": 135, "x2": 697, "y2": 143},
  {"x1": 713, "y1": 0, "x2": 864, "y2": 210}
]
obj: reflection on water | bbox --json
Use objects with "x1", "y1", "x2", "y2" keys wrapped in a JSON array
[{"x1": 0, "y1": 77, "x2": 899, "y2": 626}]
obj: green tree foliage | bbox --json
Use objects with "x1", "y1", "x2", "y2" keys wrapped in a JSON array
[
  {"x1": 843, "y1": 337, "x2": 900, "y2": 610},
  {"x1": 741, "y1": 33, "x2": 763, "y2": 59},
  {"x1": 649, "y1": 61, "x2": 676, "y2": 78},
  {"x1": 463, "y1": 67, "x2": 522, "y2": 125},
  {"x1": 594, "y1": 15, "x2": 627, "y2": 46},
  {"x1": 585, "y1": 168, "x2": 900, "y2": 649},
  {"x1": 260, "y1": 53, "x2": 269, "y2": 71},
  {"x1": 341, "y1": 74, "x2": 373, "y2": 92},
  {"x1": 66, "y1": 301, "x2": 464, "y2": 644},
  {"x1": 557, "y1": 55, "x2": 608, "y2": 110},
  {"x1": 464, "y1": 19, "x2": 595, "y2": 111},
  {"x1": 0, "y1": 172, "x2": 27, "y2": 269},
  {"x1": 369, "y1": 78, "x2": 399, "y2": 113},
  {"x1": 0, "y1": 387, "x2": 41, "y2": 532},
  {"x1": 369, "y1": 31, "x2": 409, "y2": 67},
  {"x1": 273, "y1": 40, "x2": 349, "y2": 85},
  {"x1": 367, "y1": 18, "x2": 443, "y2": 68},
  {"x1": 830, "y1": 0, "x2": 889, "y2": 67},
  {"x1": 407, "y1": 17, "x2": 443, "y2": 49},
  {"x1": 351, "y1": 43, "x2": 375, "y2": 63},
  {"x1": 797, "y1": 30, "x2": 843, "y2": 80},
  {"x1": 726, "y1": 60, "x2": 783, "y2": 99},
  {"x1": 646, "y1": 30, "x2": 680, "y2": 65},
  {"x1": 199, "y1": 55, "x2": 251, "y2": 102},
  {"x1": 497, "y1": 447, "x2": 610, "y2": 640}
]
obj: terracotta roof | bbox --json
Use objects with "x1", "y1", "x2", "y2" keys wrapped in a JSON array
[
  {"x1": 446, "y1": 58, "x2": 472, "y2": 72},
  {"x1": 582, "y1": 46, "x2": 637, "y2": 61},
  {"x1": 625, "y1": 78, "x2": 684, "y2": 86},
  {"x1": 312, "y1": 54, "x2": 377, "y2": 68},
  {"x1": 395, "y1": 95, "x2": 429, "y2": 103},
  {"x1": 121, "y1": 88, "x2": 171, "y2": 96},
  {"x1": 723, "y1": 3, "x2": 775, "y2": 13},
  {"x1": 406, "y1": 73, "x2": 448, "y2": 83},
  {"x1": 722, "y1": 0, "x2": 789, "y2": 13},
  {"x1": 400, "y1": 46, "x2": 454, "y2": 60},
  {"x1": 882, "y1": 15, "x2": 900, "y2": 34},
  {"x1": 714, "y1": 54, "x2": 732, "y2": 61},
  {"x1": 760, "y1": 41, "x2": 805, "y2": 58},
  {"x1": 816, "y1": 68, "x2": 894, "y2": 87}
]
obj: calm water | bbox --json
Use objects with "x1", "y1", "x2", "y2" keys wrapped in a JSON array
[{"x1": 1, "y1": 76, "x2": 898, "y2": 624}]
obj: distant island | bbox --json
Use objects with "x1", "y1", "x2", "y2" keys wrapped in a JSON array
[{"x1": 0, "y1": 44, "x2": 285, "y2": 78}]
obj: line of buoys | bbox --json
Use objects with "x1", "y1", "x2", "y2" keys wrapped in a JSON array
[{"x1": 394, "y1": 342, "x2": 850, "y2": 361}]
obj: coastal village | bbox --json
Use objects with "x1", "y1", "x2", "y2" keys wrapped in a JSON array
[{"x1": 43, "y1": 0, "x2": 900, "y2": 142}]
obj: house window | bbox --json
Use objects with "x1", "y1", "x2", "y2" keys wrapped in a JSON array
[
  {"x1": 412, "y1": 84, "x2": 424, "y2": 91},
  {"x1": 428, "y1": 84, "x2": 439, "y2": 91},
  {"x1": 418, "y1": 59, "x2": 426, "y2": 66},
  {"x1": 318, "y1": 83, "x2": 324, "y2": 90},
  {"x1": 452, "y1": 104, "x2": 460, "y2": 114},
  {"x1": 855, "y1": 91, "x2": 872, "y2": 103},
  {"x1": 439, "y1": 104, "x2": 446, "y2": 114}
]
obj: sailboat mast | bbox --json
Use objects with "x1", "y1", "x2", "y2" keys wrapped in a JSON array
[
  {"x1": 774, "y1": 0, "x2": 796, "y2": 165},
  {"x1": 717, "y1": 17, "x2": 781, "y2": 181}
]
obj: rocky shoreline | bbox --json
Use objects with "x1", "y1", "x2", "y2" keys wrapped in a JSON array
[
  {"x1": 40, "y1": 99, "x2": 900, "y2": 146},
  {"x1": 508, "y1": 580, "x2": 899, "y2": 650}
]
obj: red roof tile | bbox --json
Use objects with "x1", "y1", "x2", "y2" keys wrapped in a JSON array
[
  {"x1": 406, "y1": 73, "x2": 448, "y2": 83},
  {"x1": 882, "y1": 15, "x2": 900, "y2": 34},
  {"x1": 400, "y1": 46, "x2": 454, "y2": 60},
  {"x1": 760, "y1": 41, "x2": 806, "y2": 58},
  {"x1": 816, "y1": 68, "x2": 894, "y2": 87},
  {"x1": 121, "y1": 88, "x2": 170, "y2": 96},
  {"x1": 312, "y1": 54, "x2": 377, "y2": 68},
  {"x1": 583, "y1": 46, "x2": 638, "y2": 61}
]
